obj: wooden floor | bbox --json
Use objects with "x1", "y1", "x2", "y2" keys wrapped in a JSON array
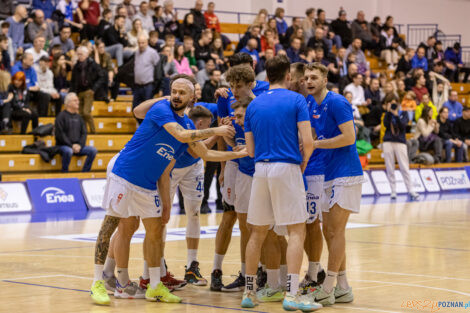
[{"x1": 1, "y1": 195, "x2": 470, "y2": 313}]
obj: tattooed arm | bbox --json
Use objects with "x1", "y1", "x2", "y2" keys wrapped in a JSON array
[
  {"x1": 133, "y1": 96, "x2": 170, "y2": 119},
  {"x1": 187, "y1": 140, "x2": 248, "y2": 161},
  {"x1": 163, "y1": 122, "x2": 236, "y2": 143},
  {"x1": 94, "y1": 215, "x2": 120, "y2": 265}
]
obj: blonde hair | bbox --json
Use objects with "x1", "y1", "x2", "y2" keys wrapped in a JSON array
[{"x1": 0, "y1": 70, "x2": 11, "y2": 92}]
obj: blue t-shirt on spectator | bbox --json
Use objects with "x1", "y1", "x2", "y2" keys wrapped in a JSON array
[
  {"x1": 6, "y1": 16, "x2": 24, "y2": 52},
  {"x1": 443, "y1": 100, "x2": 463, "y2": 121},
  {"x1": 11, "y1": 62, "x2": 38, "y2": 88},
  {"x1": 411, "y1": 54, "x2": 428, "y2": 71}
]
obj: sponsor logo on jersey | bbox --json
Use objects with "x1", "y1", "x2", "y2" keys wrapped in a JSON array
[
  {"x1": 155, "y1": 143, "x2": 175, "y2": 160},
  {"x1": 40, "y1": 187, "x2": 75, "y2": 204}
]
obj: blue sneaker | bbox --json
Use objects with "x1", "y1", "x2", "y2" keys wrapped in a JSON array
[
  {"x1": 283, "y1": 293, "x2": 322, "y2": 312},
  {"x1": 241, "y1": 290, "x2": 258, "y2": 308}
]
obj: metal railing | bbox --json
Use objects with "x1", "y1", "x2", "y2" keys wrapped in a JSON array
[
  {"x1": 461, "y1": 46, "x2": 470, "y2": 64},
  {"x1": 436, "y1": 34, "x2": 461, "y2": 48},
  {"x1": 406, "y1": 24, "x2": 438, "y2": 48}
]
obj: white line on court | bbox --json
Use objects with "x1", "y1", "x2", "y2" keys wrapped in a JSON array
[
  {"x1": 1, "y1": 274, "x2": 62, "y2": 281},
  {"x1": 350, "y1": 269, "x2": 470, "y2": 282}
]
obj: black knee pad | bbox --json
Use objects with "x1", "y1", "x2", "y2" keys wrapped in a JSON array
[{"x1": 222, "y1": 201, "x2": 235, "y2": 212}]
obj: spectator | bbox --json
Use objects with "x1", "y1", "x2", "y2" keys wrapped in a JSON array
[
  {"x1": 313, "y1": 47, "x2": 329, "y2": 66},
  {"x1": 432, "y1": 80, "x2": 449, "y2": 111},
  {"x1": 260, "y1": 29, "x2": 279, "y2": 55},
  {"x1": 411, "y1": 47, "x2": 428, "y2": 71},
  {"x1": 236, "y1": 25, "x2": 261, "y2": 53},
  {"x1": 284, "y1": 17, "x2": 302, "y2": 48},
  {"x1": 210, "y1": 37, "x2": 226, "y2": 70},
  {"x1": 418, "y1": 36, "x2": 436, "y2": 64},
  {"x1": 55, "y1": 92, "x2": 97, "y2": 172},
  {"x1": 438, "y1": 106, "x2": 465, "y2": 162},
  {"x1": 381, "y1": 93, "x2": 419, "y2": 199},
  {"x1": 103, "y1": 15, "x2": 134, "y2": 66},
  {"x1": 415, "y1": 93, "x2": 437, "y2": 122},
  {"x1": 180, "y1": 13, "x2": 199, "y2": 39},
  {"x1": 97, "y1": 8, "x2": 113, "y2": 39},
  {"x1": 7, "y1": 71, "x2": 39, "y2": 134},
  {"x1": 370, "y1": 16, "x2": 381, "y2": 42},
  {"x1": 119, "y1": 0, "x2": 136, "y2": 20},
  {"x1": 334, "y1": 47, "x2": 347, "y2": 76},
  {"x1": 56, "y1": 0, "x2": 82, "y2": 30},
  {"x1": 365, "y1": 77, "x2": 382, "y2": 107},
  {"x1": 286, "y1": 37, "x2": 302, "y2": 63},
  {"x1": 401, "y1": 90, "x2": 417, "y2": 121},
  {"x1": 50, "y1": 26, "x2": 75, "y2": 57},
  {"x1": 26, "y1": 9, "x2": 54, "y2": 43},
  {"x1": 351, "y1": 11, "x2": 374, "y2": 49},
  {"x1": 77, "y1": 0, "x2": 101, "y2": 40},
  {"x1": 115, "y1": 6, "x2": 132, "y2": 32},
  {"x1": 307, "y1": 27, "x2": 329, "y2": 57},
  {"x1": 240, "y1": 38, "x2": 260, "y2": 64},
  {"x1": 6, "y1": 5, "x2": 28, "y2": 53},
  {"x1": 443, "y1": 90, "x2": 463, "y2": 122},
  {"x1": 302, "y1": 8, "x2": 316, "y2": 42},
  {"x1": 201, "y1": 68, "x2": 221, "y2": 103},
  {"x1": 345, "y1": 38, "x2": 369, "y2": 76},
  {"x1": 363, "y1": 89, "x2": 386, "y2": 141},
  {"x1": 1, "y1": 23, "x2": 14, "y2": 66},
  {"x1": 159, "y1": 45, "x2": 176, "y2": 78},
  {"x1": 204, "y1": 2, "x2": 221, "y2": 33},
  {"x1": 274, "y1": 7, "x2": 288, "y2": 44},
  {"x1": 344, "y1": 73, "x2": 367, "y2": 107},
  {"x1": 301, "y1": 47, "x2": 315, "y2": 64},
  {"x1": 382, "y1": 16, "x2": 400, "y2": 38},
  {"x1": 183, "y1": 36, "x2": 197, "y2": 70},
  {"x1": 317, "y1": 8, "x2": 342, "y2": 50},
  {"x1": 162, "y1": 0, "x2": 177, "y2": 25},
  {"x1": 152, "y1": 5, "x2": 165, "y2": 36},
  {"x1": 266, "y1": 18, "x2": 279, "y2": 41},
  {"x1": 11, "y1": 52, "x2": 51, "y2": 116},
  {"x1": 0, "y1": 0, "x2": 15, "y2": 21},
  {"x1": 189, "y1": 0, "x2": 206, "y2": 35},
  {"x1": 0, "y1": 70, "x2": 13, "y2": 132},
  {"x1": 52, "y1": 54, "x2": 70, "y2": 105},
  {"x1": 36, "y1": 56, "x2": 61, "y2": 115},
  {"x1": 25, "y1": 36, "x2": 49, "y2": 65},
  {"x1": 411, "y1": 74, "x2": 429, "y2": 103},
  {"x1": 343, "y1": 90, "x2": 361, "y2": 121},
  {"x1": 0, "y1": 35, "x2": 11, "y2": 72},
  {"x1": 93, "y1": 40, "x2": 117, "y2": 101},
  {"x1": 338, "y1": 62, "x2": 358, "y2": 93},
  {"x1": 173, "y1": 44, "x2": 192, "y2": 75},
  {"x1": 252, "y1": 9, "x2": 268, "y2": 31},
  {"x1": 444, "y1": 42, "x2": 468, "y2": 82},
  {"x1": 99, "y1": 0, "x2": 111, "y2": 15},
  {"x1": 415, "y1": 105, "x2": 443, "y2": 163},
  {"x1": 432, "y1": 40, "x2": 445, "y2": 64},
  {"x1": 70, "y1": 46, "x2": 105, "y2": 133},
  {"x1": 396, "y1": 48, "x2": 415, "y2": 75},
  {"x1": 379, "y1": 27, "x2": 400, "y2": 69},
  {"x1": 135, "y1": 1, "x2": 155, "y2": 33},
  {"x1": 255, "y1": 48, "x2": 274, "y2": 81},
  {"x1": 148, "y1": 0, "x2": 157, "y2": 16},
  {"x1": 195, "y1": 29, "x2": 213, "y2": 69},
  {"x1": 454, "y1": 107, "x2": 470, "y2": 158},
  {"x1": 396, "y1": 79, "x2": 407, "y2": 102},
  {"x1": 127, "y1": 19, "x2": 148, "y2": 51},
  {"x1": 195, "y1": 58, "x2": 215, "y2": 86}
]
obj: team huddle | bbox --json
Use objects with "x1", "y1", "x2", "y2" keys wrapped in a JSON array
[{"x1": 89, "y1": 52, "x2": 364, "y2": 312}]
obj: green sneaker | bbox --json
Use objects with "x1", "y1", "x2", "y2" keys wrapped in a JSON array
[
  {"x1": 90, "y1": 280, "x2": 110, "y2": 305},
  {"x1": 145, "y1": 281, "x2": 182, "y2": 303},
  {"x1": 310, "y1": 285, "x2": 335, "y2": 306},
  {"x1": 256, "y1": 284, "x2": 284, "y2": 302},
  {"x1": 334, "y1": 286, "x2": 354, "y2": 303}
]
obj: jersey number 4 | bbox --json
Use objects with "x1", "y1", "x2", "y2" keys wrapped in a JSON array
[{"x1": 196, "y1": 181, "x2": 203, "y2": 192}]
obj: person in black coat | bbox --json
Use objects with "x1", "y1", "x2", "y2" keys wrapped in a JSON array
[
  {"x1": 189, "y1": 0, "x2": 206, "y2": 36},
  {"x1": 235, "y1": 25, "x2": 261, "y2": 53},
  {"x1": 201, "y1": 69, "x2": 221, "y2": 103},
  {"x1": 437, "y1": 106, "x2": 465, "y2": 162},
  {"x1": 180, "y1": 13, "x2": 199, "y2": 40}
]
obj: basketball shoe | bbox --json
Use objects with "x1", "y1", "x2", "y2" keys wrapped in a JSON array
[
  {"x1": 161, "y1": 271, "x2": 187, "y2": 290},
  {"x1": 334, "y1": 286, "x2": 354, "y2": 303},
  {"x1": 256, "y1": 284, "x2": 284, "y2": 302},
  {"x1": 139, "y1": 276, "x2": 174, "y2": 292},
  {"x1": 222, "y1": 272, "x2": 245, "y2": 292},
  {"x1": 145, "y1": 282, "x2": 182, "y2": 303},
  {"x1": 102, "y1": 272, "x2": 116, "y2": 293},
  {"x1": 185, "y1": 261, "x2": 208, "y2": 286},
  {"x1": 210, "y1": 269, "x2": 224, "y2": 291},
  {"x1": 310, "y1": 285, "x2": 335, "y2": 306},
  {"x1": 241, "y1": 290, "x2": 258, "y2": 308},
  {"x1": 283, "y1": 293, "x2": 322, "y2": 312},
  {"x1": 90, "y1": 280, "x2": 110, "y2": 305},
  {"x1": 114, "y1": 280, "x2": 146, "y2": 299}
]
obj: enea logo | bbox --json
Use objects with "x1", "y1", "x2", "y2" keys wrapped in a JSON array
[
  {"x1": 155, "y1": 143, "x2": 175, "y2": 160},
  {"x1": 40, "y1": 187, "x2": 75, "y2": 204},
  {"x1": 235, "y1": 138, "x2": 246, "y2": 146}
]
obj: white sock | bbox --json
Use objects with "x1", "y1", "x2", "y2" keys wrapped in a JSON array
[
  {"x1": 160, "y1": 258, "x2": 167, "y2": 277},
  {"x1": 213, "y1": 253, "x2": 224, "y2": 271},
  {"x1": 266, "y1": 269, "x2": 280, "y2": 289},
  {"x1": 245, "y1": 274, "x2": 256, "y2": 292},
  {"x1": 241, "y1": 263, "x2": 246, "y2": 277},
  {"x1": 287, "y1": 273, "x2": 299, "y2": 296},
  {"x1": 187, "y1": 249, "x2": 198, "y2": 268},
  {"x1": 308, "y1": 262, "x2": 321, "y2": 282},
  {"x1": 280, "y1": 265, "x2": 287, "y2": 288},
  {"x1": 149, "y1": 267, "x2": 161, "y2": 289},
  {"x1": 261, "y1": 264, "x2": 266, "y2": 271},
  {"x1": 103, "y1": 257, "x2": 116, "y2": 277},
  {"x1": 93, "y1": 264, "x2": 104, "y2": 284},
  {"x1": 116, "y1": 267, "x2": 129, "y2": 286},
  {"x1": 323, "y1": 271, "x2": 338, "y2": 293},
  {"x1": 142, "y1": 260, "x2": 149, "y2": 280},
  {"x1": 337, "y1": 270, "x2": 350, "y2": 290}
]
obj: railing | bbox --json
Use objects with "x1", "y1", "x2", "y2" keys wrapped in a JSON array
[
  {"x1": 462, "y1": 46, "x2": 470, "y2": 65},
  {"x1": 406, "y1": 24, "x2": 438, "y2": 48},
  {"x1": 436, "y1": 34, "x2": 461, "y2": 49}
]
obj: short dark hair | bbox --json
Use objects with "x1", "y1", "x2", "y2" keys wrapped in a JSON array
[
  {"x1": 1, "y1": 22, "x2": 10, "y2": 28},
  {"x1": 39, "y1": 56, "x2": 49, "y2": 63},
  {"x1": 226, "y1": 65, "x2": 255, "y2": 85},
  {"x1": 265, "y1": 54, "x2": 290, "y2": 84},
  {"x1": 102, "y1": 8, "x2": 111, "y2": 16},
  {"x1": 0, "y1": 34, "x2": 7, "y2": 42},
  {"x1": 115, "y1": 15, "x2": 125, "y2": 22},
  {"x1": 208, "y1": 68, "x2": 221, "y2": 76},
  {"x1": 351, "y1": 73, "x2": 362, "y2": 80},
  {"x1": 231, "y1": 97, "x2": 253, "y2": 110},
  {"x1": 149, "y1": 30, "x2": 159, "y2": 37},
  {"x1": 188, "y1": 105, "x2": 213, "y2": 122},
  {"x1": 306, "y1": 8, "x2": 315, "y2": 16},
  {"x1": 183, "y1": 35, "x2": 193, "y2": 41},
  {"x1": 383, "y1": 93, "x2": 398, "y2": 104},
  {"x1": 229, "y1": 52, "x2": 253, "y2": 67},
  {"x1": 290, "y1": 62, "x2": 305, "y2": 80}
]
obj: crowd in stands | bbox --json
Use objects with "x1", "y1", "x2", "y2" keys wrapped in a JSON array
[{"x1": 0, "y1": 0, "x2": 470, "y2": 166}]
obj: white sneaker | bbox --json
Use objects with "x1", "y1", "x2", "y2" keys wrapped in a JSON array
[
  {"x1": 390, "y1": 192, "x2": 397, "y2": 200},
  {"x1": 114, "y1": 280, "x2": 146, "y2": 299},
  {"x1": 410, "y1": 192, "x2": 420, "y2": 201}
]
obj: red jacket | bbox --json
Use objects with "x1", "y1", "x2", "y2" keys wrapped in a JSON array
[
  {"x1": 204, "y1": 12, "x2": 220, "y2": 33},
  {"x1": 79, "y1": 0, "x2": 100, "y2": 26}
]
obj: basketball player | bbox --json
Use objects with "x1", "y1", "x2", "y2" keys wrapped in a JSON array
[
  {"x1": 304, "y1": 63, "x2": 364, "y2": 306},
  {"x1": 90, "y1": 77, "x2": 243, "y2": 305},
  {"x1": 240, "y1": 55, "x2": 321, "y2": 311},
  {"x1": 211, "y1": 53, "x2": 270, "y2": 292}
]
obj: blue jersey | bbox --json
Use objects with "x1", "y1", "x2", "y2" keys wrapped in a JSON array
[
  {"x1": 244, "y1": 88, "x2": 309, "y2": 164},
  {"x1": 195, "y1": 102, "x2": 218, "y2": 123},
  {"x1": 305, "y1": 95, "x2": 326, "y2": 176},
  {"x1": 174, "y1": 121, "x2": 200, "y2": 169},
  {"x1": 234, "y1": 124, "x2": 255, "y2": 176},
  {"x1": 313, "y1": 92, "x2": 363, "y2": 183},
  {"x1": 112, "y1": 100, "x2": 192, "y2": 190}
]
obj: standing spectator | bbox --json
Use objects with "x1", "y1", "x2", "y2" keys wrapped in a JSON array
[
  {"x1": 77, "y1": 0, "x2": 101, "y2": 40},
  {"x1": 119, "y1": 0, "x2": 136, "y2": 20},
  {"x1": 443, "y1": 90, "x2": 463, "y2": 122},
  {"x1": 162, "y1": 0, "x2": 177, "y2": 24},
  {"x1": 189, "y1": 0, "x2": 206, "y2": 36},
  {"x1": 351, "y1": 11, "x2": 375, "y2": 50},
  {"x1": 415, "y1": 93, "x2": 437, "y2": 121},
  {"x1": 103, "y1": 15, "x2": 134, "y2": 66},
  {"x1": 418, "y1": 36, "x2": 436, "y2": 65},
  {"x1": 127, "y1": 19, "x2": 148, "y2": 51},
  {"x1": 70, "y1": 46, "x2": 105, "y2": 133},
  {"x1": 411, "y1": 74, "x2": 429, "y2": 103},
  {"x1": 344, "y1": 73, "x2": 367, "y2": 107},
  {"x1": 195, "y1": 58, "x2": 215, "y2": 86},
  {"x1": 414, "y1": 105, "x2": 443, "y2": 163},
  {"x1": 444, "y1": 42, "x2": 468, "y2": 82},
  {"x1": 381, "y1": 94, "x2": 419, "y2": 200},
  {"x1": 331, "y1": 10, "x2": 353, "y2": 48},
  {"x1": 7, "y1": 71, "x2": 39, "y2": 134},
  {"x1": 173, "y1": 44, "x2": 193, "y2": 75},
  {"x1": 201, "y1": 68, "x2": 220, "y2": 103},
  {"x1": 135, "y1": 2, "x2": 155, "y2": 33},
  {"x1": 204, "y1": 2, "x2": 221, "y2": 33},
  {"x1": 6, "y1": 5, "x2": 28, "y2": 53},
  {"x1": 195, "y1": 29, "x2": 213, "y2": 69},
  {"x1": 152, "y1": 5, "x2": 165, "y2": 36},
  {"x1": 97, "y1": 8, "x2": 113, "y2": 39},
  {"x1": 55, "y1": 92, "x2": 97, "y2": 172},
  {"x1": 36, "y1": 56, "x2": 62, "y2": 115},
  {"x1": 438, "y1": 106, "x2": 465, "y2": 162},
  {"x1": 379, "y1": 27, "x2": 400, "y2": 69},
  {"x1": 26, "y1": 9, "x2": 54, "y2": 43},
  {"x1": 52, "y1": 54, "x2": 70, "y2": 107},
  {"x1": 454, "y1": 107, "x2": 470, "y2": 159},
  {"x1": 180, "y1": 13, "x2": 199, "y2": 39},
  {"x1": 345, "y1": 38, "x2": 369, "y2": 76},
  {"x1": 302, "y1": 8, "x2": 316, "y2": 42},
  {"x1": 0, "y1": 35, "x2": 11, "y2": 72},
  {"x1": 240, "y1": 38, "x2": 260, "y2": 64},
  {"x1": 411, "y1": 47, "x2": 428, "y2": 71},
  {"x1": 370, "y1": 16, "x2": 381, "y2": 43},
  {"x1": 93, "y1": 39, "x2": 116, "y2": 101},
  {"x1": 396, "y1": 48, "x2": 415, "y2": 75},
  {"x1": 50, "y1": 26, "x2": 75, "y2": 57},
  {"x1": 286, "y1": 37, "x2": 302, "y2": 63},
  {"x1": 0, "y1": 0, "x2": 15, "y2": 21},
  {"x1": 11, "y1": 52, "x2": 51, "y2": 116},
  {"x1": 25, "y1": 36, "x2": 49, "y2": 65},
  {"x1": 236, "y1": 25, "x2": 261, "y2": 53},
  {"x1": 274, "y1": 7, "x2": 288, "y2": 44}
]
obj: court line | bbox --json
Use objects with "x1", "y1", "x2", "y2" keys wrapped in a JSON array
[
  {"x1": 0, "y1": 245, "x2": 93, "y2": 254},
  {"x1": 2, "y1": 280, "x2": 89, "y2": 292},
  {"x1": 0, "y1": 275, "x2": 62, "y2": 281},
  {"x1": 350, "y1": 269, "x2": 470, "y2": 282},
  {"x1": 348, "y1": 240, "x2": 470, "y2": 252},
  {"x1": 334, "y1": 305, "x2": 406, "y2": 313}
]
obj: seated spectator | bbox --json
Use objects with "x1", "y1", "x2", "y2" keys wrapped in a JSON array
[
  {"x1": 344, "y1": 73, "x2": 367, "y2": 107},
  {"x1": 26, "y1": 9, "x2": 54, "y2": 43},
  {"x1": 36, "y1": 56, "x2": 62, "y2": 115},
  {"x1": 119, "y1": 0, "x2": 136, "y2": 20},
  {"x1": 345, "y1": 38, "x2": 370, "y2": 76},
  {"x1": 396, "y1": 79, "x2": 407, "y2": 102},
  {"x1": 338, "y1": 63, "x2": 358, "y2": 93},
  {"x1": 415, "y1": 93, "x2": 437, "y2": 121},
  {"x1": 33, "y1": 0, "x2": 55, "y2": 20},
  {"x1": 210, "y1": 37, "x2": 226, "y2": 71},
  {"x1": 343, "y1": 90, "x2": 362, "y2": 123},
  {"x1": 418, "y1": 36, "x2": 436, "y2": 65},
  {"x1": 7, "y1": 71, "x2": 39, "y2": 134},
  {"x1": 183, "y1": 36, "x2": 197, "y2": 71},
  {"x1": 401, "y1": 90, "x2": 417, "y2": 121},
  {"x1": 1, "y1": 24, "x2": 14, "y2": 68},
  {"x1": 379, "y1": 27, "x2": 400, "y2": 69},
  {"x1": 77, "y1": 0, "x2": 101, "y2": 40},
  {"x1": 180, "y1": 13, "x2": 199, "y2": 39},
  {"x1": 438, "y1": 106, "x2": 465, "y2": 162},
  {"x1": 97, "y1": 9, "x2": 113, "y2": 39},
  {"x1": 411, "y1": 47, "x2": 428, "y2": 71},
  {"x1": 173, "y1": 44, "x2": 193, "y2": 75},
  {"x1": 147, "y1": 30, "x2": 161, "y2": 52},
  {"x1": 99, "y1": 0, "x2": 112, "y2": 16},
  {"x1": 351, "y1": 11, "x2": 374, "y2": 50},
  {"x1": 444, "y1": 42, "x2": 469, "y2": 83},
  {"x1": 365, "y1": 77, "x2": 382, "y2": 107},
  {"x1": 152, "y1": 5, "x2": 165, "y2": 36},
  {"x1": 411, "y1": 74, "x2": 429, "y2": 103},
  {"x1": 0, "y1": 70, "x2": 13, "y2": 132},
  {"x1": 255, "y1": 48, "x2": 274, "y2": 81},
  {"x1": 454, "y1": 107, "x2": 470, "y2": 159},
  {"x1": 396, "y1": 47, "x2": 414, "y2": 76},
  {"x1": 135, "y1": 1, "x2": 155, "y2": 33},
  {"x1": 103, "y1": 15, "x2": 134, "y2": 66},
  {"x1": 301, "y1": 47, "x2": 316, "y2": 64},
  {"x1": 196, "y1": 58, "x2": 215, "y2": 87},
  {"x1": 204, "y1": 2, "x2": 221, "y2": 33},
  {"x1": 260, "y1": 29, "x2": 280, "y2": 55},
  {"x1": 370, "y1": 16, "x2": 381, "y2": 41},
  {"x1": 195, "y1": 29, "x2": 213, "y2": 69},
  {"x1": 160, "y1": 45, "x2": 177, "y2": 78},
  {"x1": 50, "y1": 26, "x2": 75, "y2": 58},
  {"x1": 70, "y1": 46, "x2": 105, "y2": 133},
  {"x1": 163, "y1": 34, "x2": 176, "y2": 53},
  {"x1": 307, "y1": 27, "x2": 329, "y2": 57},
  {"x1": 363, "y1": 90, "x2": 386, "y2": 141},
  {"x1": 266, "y1": 18, "x2": 280, "y2": 42},
  {"x1": 414, "y1": 105, "x2": 443, "y2": 163},
  {"x1": 274, "y1": 7, "x2": 288, "y2": 45},
  {"x1": 284, "y1": 17, "x2": 302, "y2": 48},
  {"x1": 56, "y1": 0, "x2": 82, "y2": 30},
  {"x1": 93, "y1": 39, "x2": 116, "y2": 101},
  {"x1": 162, "y1": 0, "x2": 177, "y2": 24},
  {"x1": 236, "y1": 25, "x2": 261, "y2": 53},
  {"x1": 55, "y1": 92, "x2": 97, "y2": 172},
  {"x1": 201, "y1": 69, "x2": 221, "y2": 103},
  {"x1": 302, "y1": 8, "x2": 316, "y2": 42},
  {"x1": 6, "y1": 5, "x2": 29, "y2": 53},
  {"x1": 25, "y1": 36, "x2": 49, "y2": 65},
  {"x1": 429, "y1": 69, "x2": 449, "y2": 110},
  {"x1": 313, "y1": 47, "x2": 329, "y2": 66},
  {"x1": 127, "y1": 19, "x2": 149, "y2": 51},
  {"x1": 331, "y1": 9, "x2": 352, "y2": 49},
  {"x1": 432, "y1": 40, "x2": 445, "y2": 64},
  {"x1": 286, "y1": 37, "x2": 303, "y2": 63},
  {"x1": 443, "y1": 90, "x2": 463, "y2": 122},
  {"x1": 52, "y1": 54, "x2": 70, "y2": 106}
]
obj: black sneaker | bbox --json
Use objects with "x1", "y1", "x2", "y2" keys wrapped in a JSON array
[
  {"x1": 317, "y1": 269, "x2": 326, "y2": 285},
  {"x1": 210, "y1": 269, "x2": 224, "y2": 291},
  {"x1": 221, "y1": 272, "x2": 245, "y2": 292},
  {"x1": 256, "y1": 267, "x2": 267, "y2": 290},
  {"x1": 300, "y1": 274, "x2": 320, "y2": 295},
  {"x1": 200, "y1": 202, "x2": 211, "y2": 214},
  {"x1": 184, "y1": 261, "x2": 208, "y2": 286}
]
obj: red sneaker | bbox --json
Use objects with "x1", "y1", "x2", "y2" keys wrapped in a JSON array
[
  {"x1": 139, "y1": 276, "x2": 175, "y2": 292},
  {"x1": 160, "y1": 272, "x2": 187, "y2": 290}
]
